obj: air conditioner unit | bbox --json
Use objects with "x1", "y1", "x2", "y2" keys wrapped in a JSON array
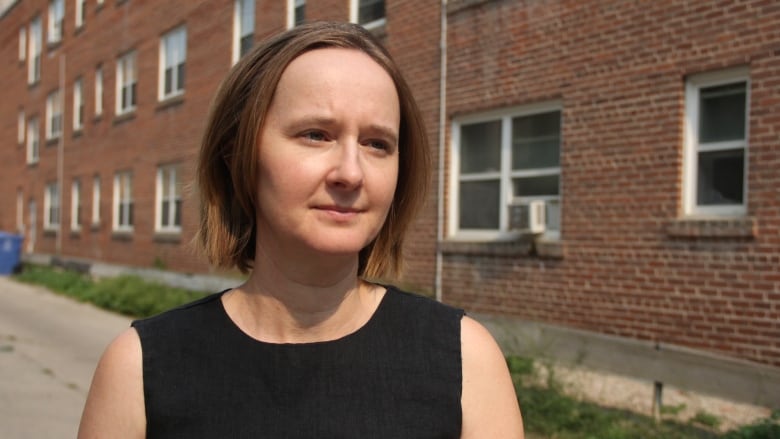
[{"x1": 508, "y1": 199, "x2": 546, "y2": 234}]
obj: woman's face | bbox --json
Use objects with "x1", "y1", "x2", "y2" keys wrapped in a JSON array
[{"x1": 255, "y1": 48, "x2": 400, "y2": 263}]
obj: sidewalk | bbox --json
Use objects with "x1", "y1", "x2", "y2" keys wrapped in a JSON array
[{"x1": 0, "y1": 276, "x2": 131, "y2": 438}]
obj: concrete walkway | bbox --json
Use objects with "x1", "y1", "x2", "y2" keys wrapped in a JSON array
[{"x1": 0, "y1": 276, "x2": 131, "y2": 438}]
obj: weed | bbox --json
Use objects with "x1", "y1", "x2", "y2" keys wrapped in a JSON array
[{"x1": 691, "y1": 411, "x2": 722, "y2": 429}]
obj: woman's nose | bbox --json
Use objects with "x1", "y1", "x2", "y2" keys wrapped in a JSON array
[{"x1": 326, "y1": 141, "x2": 364, "y2": 190}]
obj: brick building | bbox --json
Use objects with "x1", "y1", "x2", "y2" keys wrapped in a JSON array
[{"x1": 2, "y1": 0, "x2": 779, "y2": 405}]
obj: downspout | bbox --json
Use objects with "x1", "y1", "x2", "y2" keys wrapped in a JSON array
[
  {"x1": 434, "y1": 0, "x2": 447, "y2": 302},
  {"x1": 56, "y1": 53, "x2": 65, "y2": 256}
]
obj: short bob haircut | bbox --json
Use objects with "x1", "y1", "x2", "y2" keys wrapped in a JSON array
[{"x1": 197, "y1": 21, "x2": 430, "y2": 279}]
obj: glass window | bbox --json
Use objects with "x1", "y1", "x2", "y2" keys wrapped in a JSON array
[
  {"x1": 92, "y1": 175, "x2": 101, "y2": 225},
  {"x1": 95, "y1": 66, "x2": 103, "y2": 116},
  {"x1": 352, "y1": 0, "x2": 385, "y2": 28},
  {"x1": 29, "y1": 17, "x2": 42, "y2": 84},
  {"x1": 288, "y1": 0, "x2": 305, "y2": 28},
  {"x1": 233, "y1": 0, "x2": 254, "y2": 63},
  {"x1": 48, "y1": 0, "x2": 64, "y2": 44},
  {"x1": 73, "y1": 78, "x2": 84, "y2": 130},
  {"x1": 113, "y1": 171, "x2": 133, "y2": 231},
  {"x1": 45, "y1": 182, "x2": 60, "y2": 229},
  {"x1": 160, "y1": 26, "x2": 186, "y2": 99},
  {"x1": 71, "y1": 180, "x2": 81, "y2": 231},
  {"x1": 46, "y1": 89, "x2": 63, "y2": 140},
  {"x1": 116, "y1": 51, "x2": 137, "y2": 114},
  {"x1": 684, "y1": 68, "x2": 749, "y2": 216},
  {"x1": 19, "y1": 27, "x2": 26, "y2": 61},
  {"x1": 18, "y1": 110, "x2": 25, "y2": 145},
  {"x1": 27, "y1": 117, "x2": 39, "y2": 164},
  {"x1": 156, "y1": 164, "x2": 182, "y2": 232},
  {"x1": 452, "y1": 106, "x2": 562, "y2": 238},
  {"x1": 75, "y1": 0, "x2": 86, "y2": 28}
]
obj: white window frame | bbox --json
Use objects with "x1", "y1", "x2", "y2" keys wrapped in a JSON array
[
  {"x1": 287, "y1": 0, "x2": 305, "y2": 29},
  {"x1": 116, "y1": 51, "x2": 137, "y2": 115},
  {"x1": 232, "y1": 0, "x2": 254, "y2": 65},
  {"x1": 28, "y1": 17, "x2": 42, "y2": 84},
  {"x1": 71, "y1": 179, "x2": 81, "y2": 232},
  {"x1": 44, "y1": 182, "x2": 60, "y2": 230},
  {"x1": 46, "y1": 89, "x2": 63, "y2": 140},
  {"x1": 449, "y1": 102, "x2": 562, "y2": 241},
  {"x1": 17, "y1": 190, "x2": 25, "y2": 234},
  {"x1": 19, "y1": 27, "x2": 27, "y2": 61},
  {"x1": 155, "y1": 164, "x2": 182, "y2": 233},
  {"x1": 350, "y1": 0, "x2": 386, "y2": 30},
  {"x1": 683, "y1": 67, "x2": 750, "y2": 218},
  {"x1": 18, "y1": 110, "x2": 25, "y2": 145},
  {"x1": 27, "y1": 117, "x2": 39, "y2": 164},
  {"x1": 48, "y1": 0, "x2": 64, "y2": 44},
  {"x1": 95, "y1": 66, "x2": 103, "y2": 117},
  {"x1": 73, "y1": 77, "x2": 84, "y2": 131},
  {"x1": 159, "y1": 26, "x2": 187, "y2": 100},
  {"x1": 113, "y1": 171, "x2": 133, "y2": 232},
  {"x1": 75, "y1": 0, "x2": 86, "y2": 29},
  {"x1": 92, "y1": 175, "x2": 101, "y2": 225}
]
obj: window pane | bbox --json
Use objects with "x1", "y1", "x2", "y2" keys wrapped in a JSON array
[
  {"x1": 699, "y1": 82, "x2": 746, "y2": 143},
  {"x1": 512, "y1": 111, "x2": 560, "y2": 170},
  {"x1": 240, "y1": 34, "x2": 253, "y2": 57},
  {"x1": 460, "y1": 120, "x2": 501, "y2": 174},
  {"x1": 174, "y1": 200, "x2": 182, "y2": 226},
  {"x1": 295, "y1": 0, "x2": 305, "y2": 25},
  {"x1": 165, "y1": 69, "x2": 172, "y2": 95},
  {"x1": 512, "y1": 175, "x2": 559, "y2": 197},
  {"x1": 697, "y1": 148, "x2": 744, "y2": 205},
  {"x1": 546, "y1": 199, "x2": 561, "y2": 232},
  {"x1": 359, "y1": 0, "x2": 385, "y2": 24},
  {"x1": 177, "y1": 63, "x2": 185, "y2": 91},
  {"x1": 162, "y1": 200, "x2": 170, "y2": 226},
  {"x1": 459, "y1": 180, "x2": 499, "y2": 229}
]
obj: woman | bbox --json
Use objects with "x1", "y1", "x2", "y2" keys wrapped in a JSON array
[{"x1": 78, "y1": 22, "x2": 523, "y2": 438}]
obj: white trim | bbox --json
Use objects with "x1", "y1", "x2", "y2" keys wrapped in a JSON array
[
  {"x1": 350, "y1": 0, "x2": 386, "y2": 29},
  {"x1": 449, "y1": 102, "x2": 562, "y2": 240},
  {"x1": 682, "y1": 66, "x2": 750, "y2": 217},
  {"x1": 17, "y1": 190, "x2": 24, "y2": 234},
  {"x1": 73, "y1": 77, "x2": 83, "y2": 130},
  {"x1": 116, "y1": 51, "x2": 137, "y2": 115},
  {"x1": 232, "y1": 0, "x2": 254, "y2": 65},
  {"x1": 18, "y1": 110, "x2": 25, "y2": 145},
  {"x1": 47, "y1": 0, "x2": 64, "y2": 44},
  {"x1": 27, "y1": 117, "x2": 39, "y2": 164},
  {"x1": 287, "y1": 0, "x2": 305, "y2": 29},
  {"x1": 158, "y1": 26, "x2": 187, "y2": 100},
  {"x1": 92, "y1": 175, "x2": 101, "y2": 225},
  {"x1": 44, "y1": 182, "x2": 60, "y2": 230},
  {"x1": 70, "y1": 179, "x2": 81, "y2": 232},
  {"x1": 155, "y1": 164, "x2": 182, "y2": 233},
  {"x1": 19, "y1": 27, "x2": 26, "y2": 61},
  {"x1": 75, "y1": 0, "x2": 86, "y2": 28},
  {"x1": 95, "y1": 67, "x2": 103, "y2": 116},
  {"x1": 113, "y1": 171, "x2": 133, "y2": 232},
  {"x1": 28, "y1": 17, "x2": 42, "y2": 84},
  {"x1": 46, "y1": 89, "x2": 63, "y2": 140}
]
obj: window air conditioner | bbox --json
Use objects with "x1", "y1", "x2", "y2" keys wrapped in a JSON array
[{"x1": 508, "y1": 199, "x2": 546, "y2": 234}]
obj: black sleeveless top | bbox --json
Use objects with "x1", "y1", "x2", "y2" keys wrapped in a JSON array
[{"x1": 132, "y1": 286, "x2": 465, "y2": 438}]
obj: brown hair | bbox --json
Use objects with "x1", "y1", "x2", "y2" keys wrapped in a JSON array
[{"x1": 197, "y1": 21, "x2": 430, "y2": 279}]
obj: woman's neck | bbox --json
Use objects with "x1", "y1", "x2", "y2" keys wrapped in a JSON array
[{"x1": 223, "y1": 246, "x2": 382, "y2": 344}]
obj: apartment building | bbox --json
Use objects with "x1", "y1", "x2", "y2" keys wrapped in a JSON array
[{"x1": 2, "y1": 0, "x2": 778, "y2": 405}]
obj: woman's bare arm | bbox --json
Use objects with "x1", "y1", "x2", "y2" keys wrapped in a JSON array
[
  {"x1": 77, "y1": 328, "x2": 146, "y2": 439},
  {"x1": 460, "y1": 316, "x2": 524, "y2": 438}
]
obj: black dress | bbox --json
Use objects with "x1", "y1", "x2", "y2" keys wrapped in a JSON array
[{"x1": 132, "y1": 286, "x2": 465, "y2": 438}]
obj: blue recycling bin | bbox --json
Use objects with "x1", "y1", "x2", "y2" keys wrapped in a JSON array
[{"x1": 0, "y1": 232, "x2": 23, "y2": 275}]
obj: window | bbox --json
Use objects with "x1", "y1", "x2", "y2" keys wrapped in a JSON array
[
  {"x1": 48, "y1": 0, "x2": 64, "y2": 44},
  {"x1": 71, "y1": 179, "x2": 81, "y2": 231},
  {"x1": 18, "y1": 110, "x2": 25, "y2": 144},
  {"x1": 95, "y1": 66, "x2": 103, "y2": 116},
  {"x1": 155, "y1": 164, "x2": 182, "y2": 232},
  {"x1": 351, "y1": 0, "x2": 385, "y2": 29},
  {"x1": 683, "y1": 67, "x2": 749, "y2": 217},
  {"x1": 113, "y1": 171, "x2": 133, "y2": 231},
  {"x1": 73, "y1": 77, "x2": 84, "y2": 130},
  {"x1": 75, "y1": 0, "x2": 86, "y2": 28},
  {"x1": 92, "y1": 175, "x2": 100, "y2": 225},
  {"x1": 116, "y1": 51, "x2": 137, "y2": 114},
  {"x1": 19, "y1": 27, "x2": 26, "y2": 61},
  {"x1": 17, "y1": 190, "x2": 24, "y2": 234},
  {"x1": 44, "y1": 182, "x2": 60, "y2": 230},
  {"x1": 287, "y1": 0, "x2": 305, "y2": 28},
  {"x1": 159, "y1": 26, "x2": 186, "y2": 99},
  {"x1": 27, "y1": 117, "x2": 39, "y2": 164},
  {"x1": 29, "y1": 17, "x2": 42, "y2": 84},
  {"x1": 450, "y1": 104, "x2": 562, "y2": 240},
  {"x1": 233, "y1": 0, "x2": 254, "y2": 64},
  {"x1": 46, "y1": 89, "x2": 63, "y2": 140}
]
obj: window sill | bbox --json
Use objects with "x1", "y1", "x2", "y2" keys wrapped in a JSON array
[
  {"x1": 69, "y1": 229, "x2": 81, "y2": 238},
  {"x1": 27, "y1": 160, "x2": 39, "y2": 167},
  {"x1": 153, "y1": 231, "x2": 182, "y2": 243},
  {"x1": 46, "y1": 136, "x2": 61, "y2": 146},
  {"x1": 90, "y1": 222, "x2": 101, "y2": 231},
  {"x1": 111, "y1": 230, "x2": 134, "y2": 241},
  {"x1": 43, "y1": 228, "x2": 58, "y2": 237},
  {"x1": 440, "y1": 238, "x2": 534, "y2": 257},
  {"x1": 28, "y1": 80, "x2": 40, "y2": 90},
  {"x1": 72, "y1": 128, "x2": 83, "y2": 138},
  {"x1": 665, "y1": 217, "x2": 756, "y2": 239},
  {"x1": 93, "y1": 114, "x2": 103, "y2": 123},
  {"x1": 448, "y1": 0, "x2": 491, "y2": 14},
  {"x1": 113, "y1": 111, "x2": 135, "y2": 125},
  {"x1": 47, "y1": 40, "x2": 62, "y2": 51},
  {"x1": 363, "y1": 19, "x2": 386, "y2": 39},
  {"x1": 156, "y1": 94, "x2": 184, "y2": 111}
]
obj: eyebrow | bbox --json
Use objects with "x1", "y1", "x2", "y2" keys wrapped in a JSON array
[{"x1": 290, "y1": 116, "x2": 399, "y2": 146}]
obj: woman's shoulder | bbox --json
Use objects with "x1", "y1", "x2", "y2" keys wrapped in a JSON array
[
  {"x1": 383, "y1": 285, "x2": 465, "y2": 317},
  {"x1": 131, "y1": 289, "x2": 228, "y2": 333}
]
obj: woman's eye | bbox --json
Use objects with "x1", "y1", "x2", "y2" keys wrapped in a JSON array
[
  {"x1": 366, "y1": 140, "x2": 390, "y2": 151},
  {"x1": 302, "y1": 131, "x2": 326, "y2": 142}
]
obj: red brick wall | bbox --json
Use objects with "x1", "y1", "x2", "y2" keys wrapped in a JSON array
[{"x1": 442, "y1": 0, "x2": 780, "y2": 367}]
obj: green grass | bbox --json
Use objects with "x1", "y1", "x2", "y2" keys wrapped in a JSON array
[
  {"x1": 14, "y1": 263, "x2": 207, "y2": 318},
  {"x1": 12, "y1": 264, "x2": 779, "y2": 438}
]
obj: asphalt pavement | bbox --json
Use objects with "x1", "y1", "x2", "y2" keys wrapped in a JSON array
[{"x1": 0, "y1": 276, "x2": 131, "y2": 438}]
